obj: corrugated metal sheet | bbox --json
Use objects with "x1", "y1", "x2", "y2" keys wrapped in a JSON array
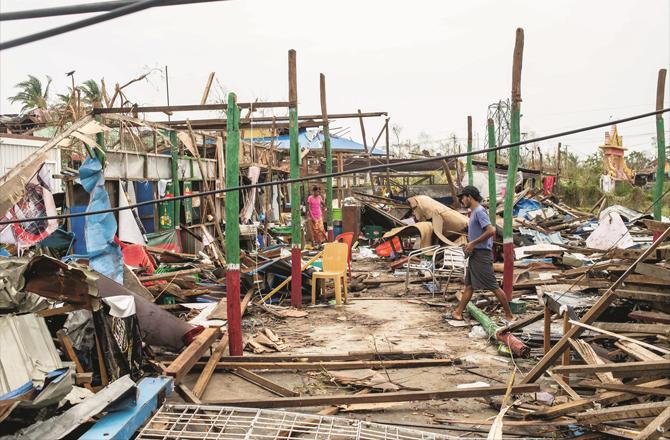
[
  {"x1": 0, "y1": 135, "x2": 61, "y2": 191},
  {"x1": 0, "y1": 313, "x2": 62, "y2": 395}
]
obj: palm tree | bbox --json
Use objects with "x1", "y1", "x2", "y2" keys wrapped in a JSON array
[
  {"x1": 9, "y1": 75, "x2": 52, "y2": 113},
  {"x1": 80, "y1": 79, "x2": 103, "y2": 108}
]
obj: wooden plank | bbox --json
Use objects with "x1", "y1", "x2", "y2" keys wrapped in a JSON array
[
  {"x1": 164, "y1": 327, "x2": 221, "y2": 383},
  {"x1": 36, "y1": 304, "x2": 81, "y2": 317},
  {"x1": 547, "y1": 371, "x2": 581, "y2": 400},
  {"x1": 569, "y1": 320, "x2": 670, "y2": 355},
  {"x1": 635, "y1": 262, "x2": 670, "y2": 282},
  {"x1": 175, "y1": 383, "x2": 201, "y2": 404},
  {"x1": 628, "y1": 310, "x2": 670, "y2": 324},
  {"x1": 578, "y1": 380, "x2": 670, "y2": 398},
  {"x1": 551, "y1": 361, "x2": 670, "y2": 378},
  {"x1": 528, "y1": 398, "x2": 594, "y2": 419},
  {"x1": 596, "y1": 322, "x2": 670, "y2": 337},
  {"x1": 569, "y1": 339, "x2": 619, "y2": 384},
  {"x1": 200, "y1": 72, "x2": 215, "y2": 105},
  {"x1": 615, "y1": 341, "x2": 664, "y2": 361},
  {"x1": 521, "y1": 226, "x2": 670, "y2": 384},
  {"x1": 499, "y1": 310, "x2": 544, "y2": 334},
  {"x1": 57, "y1": 330, "x2": 93, "y2": 392},
  {"x1": 191, "y1": 289, "x2": 255, "y2": 398},
  {"x1": 202, "y1": 384, "x2": 539, "y2": 408},
  {"x1": 575, "y1": 401, "x2": 669, "y2": 425},
  {"x1": 232, "y1": 368, "x2": 299, "y2": 397},
  {"x1": 208, "y1": 358, "x2": 460, "y2": 371},
  {"x1": 616, "y1": 289, "x2": 670, "y2": 303},
  {"x1": 635, "y1": 404, "x2": 670, "y2": 440},
  {"x1": 214, "y1": 350, "x2": 438, "y2": 363}
]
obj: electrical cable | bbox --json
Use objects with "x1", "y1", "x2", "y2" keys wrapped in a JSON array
[
  {"x1": 0, "y1": 0, "x2": 227, "y2": 51},
  {"x1": 0, "y1": 0, "x2": 224, "y2": 21},
  {"x1": 0, "y1": 107, "x2": 668, "y2": 227}
]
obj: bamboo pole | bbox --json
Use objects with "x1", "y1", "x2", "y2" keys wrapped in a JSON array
[
  {"x1": 320, "y1": 74, "x2": 334, "y2": 241},
  {"x1": 654, "y1": 69, "x2": 667, "y2": 235},
  {"x1": 225, "y1": 92, "x2": 243, "y2": 356},
  {"x1": 288, "y1": 49, "x2": 302, "y2": 308},
  {"x1": 503, "y1": 28, "x2": 524, "y2": 301}
]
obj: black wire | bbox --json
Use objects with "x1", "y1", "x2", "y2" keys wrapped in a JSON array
[
  {"x1": 0, "y1": 107, "x2": 668, "y2": 227},
  {"x1": 0, "y1": 0, "x2": 225, "y2": 21},
  {"x1": 0, "y1": 0, "x2": 227, "y2": 51}
]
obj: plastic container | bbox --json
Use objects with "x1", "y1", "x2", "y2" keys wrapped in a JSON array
[{"x1": 332, "y1": 208, "x2": 342, "y2": 221}]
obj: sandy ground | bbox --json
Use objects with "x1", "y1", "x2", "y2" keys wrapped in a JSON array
[{"x1": 178, "y1": 257, "x2": 542, "y2": 435}]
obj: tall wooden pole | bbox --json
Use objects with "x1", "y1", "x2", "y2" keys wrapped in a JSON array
[
  {"x1": 487, "y1": 118, "x2": 497, "y2": 231},
  {"x1": 385, "y1": 118, "x2": 391, "y2": 194},
  {"x1": 503, "y1": 28, "x2": 524, "y2": 301},
  {"x1": 467, "y1": 115, "x2": 473, "y2": 186},
  {"x1": 556, "y1": 142, "x2": 561, "y2": 190},
  {"x1": 288, "y1": 49, "x2": 302, "y2": 308},
  {"x1": 225, "y1": 92, "x2": 243, "y2": 356},
  {"x1": 654, "y1": 69, "x2": 667, "y2": 238},
  {"x1": 320, "y1": 74, "x2": 334, "y2": 241},
  {"x1": 169, "y1": 130, "x2": 182, "y2": 229}
]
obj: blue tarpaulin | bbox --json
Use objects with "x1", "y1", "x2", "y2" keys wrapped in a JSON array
[
  {"x1": 250, "y1": 131, "x2": 385, "y2": 155},
  {"x1": 513, "y1": 198, "x2": 542, "y2": 219},
  {"x1": 79, "y1": 157, "x2": 123, "y2": 283}
]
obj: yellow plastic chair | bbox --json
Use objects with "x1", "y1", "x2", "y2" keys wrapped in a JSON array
[{"x1": 311, "y1": 242, "x2": 349, "y2": 305}]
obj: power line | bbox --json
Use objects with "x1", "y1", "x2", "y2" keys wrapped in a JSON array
[
  {"x1": 0, "y1": 107, "x2": 668, "y2": 227},
  {"x1": 0, "y1": 0, "x2": 228, "y2": 51},
  {"x1": 0, "y1": 0, "x2": 223, "y2": 21}
]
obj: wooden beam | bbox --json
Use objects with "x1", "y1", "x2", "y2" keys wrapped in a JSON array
[
  {"x1": 578, "y1": 380, "x2": 670, "y2": 398},
  {"x1": 138, "y1": 267, "x2": 202, "y2": 282},
  {"x1": 200, "y1": 72, "x2": 215, "y2": 105},
  {"x1": 547, "y1": 371, "x2": 581, "y2": 400},
  {"x1": 57, "y1": 330, "x2": 93, "y2": 392},
  {"x1": 213, "y1": 350, "x2": 438, "y2": 363},
  {"x1": 232, "y1": 368, "x2": 299, "y2": 397},
  {"x1": 202, "y1": 384, "x2": 540, "y2": 408},
  {"x1": 595, "y1": 322, "x2": 670, "y2": 337},
  {"x1": 569, "y1": 320, "x2": 670, "y2": 355},
  {"x1": 551, "y1": 361, "x2": 670, "y2": 378},
  {"x1": 93, "y1": 101, "x2": 290, "y2": 114},
  {"x1": 635, "y1": 403, "x2": 670, "y2": 440},
  {"x1": 36, "y1": 304, "x2": 82, "y2": 317},
  {"x1": 521, "y1": 225, "x2": 670, "y2": 384},
  {"x1": 615, "y1": 289, "x2": 670, "y2": 303},
  {"x1": 635, "y1": 262, "x2": 670, "y2": 282},
  {"x1": 628, "y1": 310, "x2": 670, "y2": 325},
  {"x1": 209, "y1": 358, "x2": 461, "y2": 371},
  {"x1": 191, "y1": 289, "x2": 253, "y2": 398},
  {"x1": 575, "y1": 401, "x2": 669, "y2": 425},
  {"x1": 164, "y1": 327, "x2": 221, "y2": 383}
]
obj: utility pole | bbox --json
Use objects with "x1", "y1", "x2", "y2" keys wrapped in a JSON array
[
  {"x1": 654, "y1": 68, "x2": 667, "y2": 239},
  {"x1": 503, "y1": 28, "x2": 524, "y2": 301},
  {"x1": 288, "y1": 49, "x2": 302, "y2": 308},
  {"x1": 225, "y1": 92, "x2": 243, "y2": 356},
  {"x1": 320, "y1": 73, "x2": 334, "y2": 241},
  {"x1": 467, "y1": 115, "x2": 473, "y2": 186}
]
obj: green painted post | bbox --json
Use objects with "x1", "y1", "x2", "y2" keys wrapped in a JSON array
[
  {"x1": 503, "y1": 28, "x2": 524, "y2": 300},
  {"x1": 225, "y1": 92, "x2": 243, "y2": 356},
  {"x1": 169, "y1": 130, "x2": 182, "y2": 228},
  {"x1": 288, "y1": 49, "x2": 302, "y2": 308},
  {"x1": 467, "y1": 116, "x2": 473, "y2": 186},
  {"x1": 94, "y1": 116, "x2": 106, "y2": 165},
  {"x1": 487, "y1": 118, "x2": 497, "y2": 227},
  {"x1": 320, "y1": 73, "x2": 334, "y2": 241},
  {"x1": 654, "y1": 69, "x2": 667, "y2": 229}
]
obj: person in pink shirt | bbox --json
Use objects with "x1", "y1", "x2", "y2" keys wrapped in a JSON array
[{"x1": 306, "y1": 186, "x2": 326, "y2": 246}]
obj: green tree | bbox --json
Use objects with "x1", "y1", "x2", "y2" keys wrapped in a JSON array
[
  {"x1": 79, "y1": 79, "x2": 103, "y2": 108},
  {"x1": 9, "y1": 75, "x2": 52, "y2": 112},
  {"x1": 625, "y1": 150, "x2": 651, "y2": 171}
]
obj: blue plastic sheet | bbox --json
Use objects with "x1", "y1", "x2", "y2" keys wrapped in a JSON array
[
  {"x1": 512, "y1": 198, "x2": 542, "y2": 219},
  {"x1": 80, "y1": 157, "x2": 123, "y2": 283}
]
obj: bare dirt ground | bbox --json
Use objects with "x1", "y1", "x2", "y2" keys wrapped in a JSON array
[{"x1": 180, "y1": 257, "x2": 541, "y2": 435}]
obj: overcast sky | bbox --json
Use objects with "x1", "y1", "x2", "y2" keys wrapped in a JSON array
[{"x1": 1, "y1": 0, "x2": 669, "y2": 158}]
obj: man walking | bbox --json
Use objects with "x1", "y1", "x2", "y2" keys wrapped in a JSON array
[{"x1": 450, "y1": 185, "x2": 514, "y2": 321}]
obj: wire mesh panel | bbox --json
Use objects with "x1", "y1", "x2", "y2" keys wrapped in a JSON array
[{"x1": 136, "y1": 404, "x2": 451, "y2": 440}]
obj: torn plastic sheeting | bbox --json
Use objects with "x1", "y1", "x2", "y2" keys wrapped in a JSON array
[
  {"x1": 0, "y1": 257, "x2": 47, "y2": 313},
  {"x1": 8, "y1": 375, "x2": 137, "y2": 440},
  {"x1": 407, "y1": 196, "x2": 468, "y2": 239},
  {"x1": 599, "y1": 204, "x2": 650, "y2": 224},
  {"x1": 585, "y1": 211, "x2": 635, "y2": 250},
  {"x1": 518, "y1": 227, "x2": 565, "y2": 245},
  {"x1": 102, "y1": 295, "x2": 136, "y2": 318},
  {"x1": 79, "y1": 157, "x2": 123, "y2": 284},
  {"x1": 0, "y1": 367, "x2": 73, "y2": 411}
]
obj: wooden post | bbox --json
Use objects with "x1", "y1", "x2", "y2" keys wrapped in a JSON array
[
  {"x1": 543, "y1": 303, "x2": 551, "y2": 354},
  {"x1": 225, "y1": 92, "x2": 243, "y2": 356},
  {"x1": 654, "y1": 69, "x2": 667, "y2": 238},
  {"x1": 288, "y1": 49, "x2": 302, "y2": 308},
  {"x1": 358, "y1": 109, "x2": 374, "y2": 192},
  {"x1": 320, "y1": 74, "x2": 334, "y2": 241},
  {"x1": 556, "y1": 142, "x2": 561, "y2": 189},
  {"x1": 442, "y1": 160, "x2": 460, "y2": 209},
  {"x1": 169, "y1": 130, "x2": 182, "y2": 229},
  {"x1": 486, "y1": 118, "x2": 497, "y2": 229},
  {"x1": 503, "y1": 28, "x2": 524, "y2": 301},
  {"x1": 385, "y1": 118, "x2": 391, "y2": 194},
  {"x1": 562, "y1": 312, "x2": 571, "y2": 382},
  {"x1": 467, "y1": 115, "x2": 473, "y2": 186}
]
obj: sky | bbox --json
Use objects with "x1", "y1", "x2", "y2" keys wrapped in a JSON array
[{"x1": 1, "y1": 0, "x2": 669, "y2": 159}]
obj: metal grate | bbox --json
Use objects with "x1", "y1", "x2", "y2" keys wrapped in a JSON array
[{"x1": 136, "y1": 404, "x2": 451, "y2": 440}]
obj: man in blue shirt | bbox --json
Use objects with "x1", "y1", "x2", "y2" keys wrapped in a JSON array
[{"x1": 451, "y1": 186, "x2": 513, "y2": 321}]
